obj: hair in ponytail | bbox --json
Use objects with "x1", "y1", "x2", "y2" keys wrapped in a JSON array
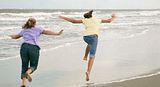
[
  {"x1": 22, "y1": 18, "x2": 36, "y2": 29},
  {"x1": 84, "y1": 10, "x2": 93, "y2": 18}
]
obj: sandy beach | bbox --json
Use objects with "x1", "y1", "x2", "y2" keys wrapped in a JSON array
[
  {"x1": 1, "y1": 28, "x2": 160, "y2": 87},
  {"x1": 89, "y1": 28, "x2": 160, "y2": 87},
  {"x1": 93, "y1": 74, "x2": 160, "y2": 87}
]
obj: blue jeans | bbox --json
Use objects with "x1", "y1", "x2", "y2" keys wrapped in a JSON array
[
  {"x1": 83, "y1": 35, "x2": 98, "y2": 58},
  {"x1": 20, "y1": 43, "x2": 40, "y2": 79}
]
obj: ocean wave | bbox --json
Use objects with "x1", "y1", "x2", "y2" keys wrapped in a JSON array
[
  {"x1": 0, "y1": 42, "x2": 79, "y2": 61},
  {"x1": 115, "y1": 10, "x2": 160, "y2": 18},
  {"x1": 51, "y1": 11, "x2": 64, "y2": 15},
  {"x1": 121, "y1": 29, "x2": 149, "y2": 39},
  {"x1": 0, "y1": 12, "x2": 64, "y2": 18},
  {"x1": 116, "y1": 12, "x2": 139, "y2": 18},
  {"x1": 0, "y1": 17, "x2": 25, "y2": 21},
  {"x1": 0, "y1": 16, "x2": 47, "y2": 21},
  {"x1": 0, "y1": 12, "x2": 51, "y2": 17},
  {"x1": 0, "y1": 55, "x2": 19, "y2": 61},
  {"x1": 101, "y1": 28, "x2": 149, "y2": 40},
  {"x1": 0, "y1": 26, "x2": 19, "y2": 31},
  {"x1": 114, "y1": 21, "x2": 149, "y2": 26},
  {"x1": 0, "y1": 36, "x2": 11, "y2": 40},
  {"x1": 139, "y1": 11, "x2": 160, "y2": 16},
  {"x1": 60, "y1": 14, "x2": 83, "y2": 18},
  {"x1": 41, "y1": 42, "x2": 79, "y2": 52}
]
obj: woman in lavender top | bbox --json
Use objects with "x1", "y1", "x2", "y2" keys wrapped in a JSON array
[{"x1": 10, "y1": 18, "x2": 63, "y2": 87}]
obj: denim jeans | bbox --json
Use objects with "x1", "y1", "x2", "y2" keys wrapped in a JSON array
[
  {"x1": 20, "y1": 43, "x2": 40, "y2": 79},
  {"x1": 83, "y1": 35, "x2": 98, "y2": 58}
]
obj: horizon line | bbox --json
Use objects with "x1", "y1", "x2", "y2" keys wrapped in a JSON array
[{"x1": 0, "y1": 8, "x2": 160, "y2": 10}]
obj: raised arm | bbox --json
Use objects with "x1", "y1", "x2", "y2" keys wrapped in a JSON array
[
  {"x1": 101, "y1": 14, "x2": 116, "y2": 23},
  {"x1": 10, "y1": 34, "x2": 21, "y2": 39},
  {"x1": 42, "y1": 29, "x2": 64, "y2": 35},
  {"x1": 59, "y1": 16, "x2": 82, "y2": 24}
]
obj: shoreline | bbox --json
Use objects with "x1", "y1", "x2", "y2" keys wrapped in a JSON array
[{"x1": 93, "y1": 72, "x2": 160, "y2": 87}]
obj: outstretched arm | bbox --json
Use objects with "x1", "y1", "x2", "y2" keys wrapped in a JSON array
[
  {"x1": 42, "y1": 29, "x2": 64, "y2": 35},
  {"x1": 10, "y1": 34, "x2": 21, "y2": 39},
  {"x1": 101, "y1": 14, "x2": 116, "y2": 23},
  {"x1": 59, "y1": 16, "x2": 82, "y2": 24}
]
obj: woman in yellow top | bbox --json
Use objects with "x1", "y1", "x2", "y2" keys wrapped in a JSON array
[{"x1": 59, "y1": 10, "x2": 116, "y2": 81}]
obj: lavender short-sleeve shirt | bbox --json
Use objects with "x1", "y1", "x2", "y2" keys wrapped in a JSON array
[{"x1": 19, "y1": 26, "x2": 44, "y2": 46}]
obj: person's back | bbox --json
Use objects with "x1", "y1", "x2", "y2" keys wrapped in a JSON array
[
  {"x1": 19, "y1": 26, "x2": 43, "y2": 46},
  {"x1": 82, "y1": 16, "x2": 101, "y2": 36}
]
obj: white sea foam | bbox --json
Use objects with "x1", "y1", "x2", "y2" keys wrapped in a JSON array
[
  {"x1": 139, "y1": 11, "x2": 160, "y2": 16},
  {"x1": 114, "y1": 21, "x2": 149, "y2": 26},
  {"x1": 0, "y1": 26, "x2": 19, "y2": 31},
  {"x1": 42, "y1": 42, "x2": 79, "y2": 52},
  {"x1": 0, "y1": 12, "x2": 52, "y2": 17},
  {"x1": 120, "y1": 29, "x2": 149, "y2": 39},
  {"x1": 0, "y1": 42, "x2": 79, "y2": 61},
  {"x1": 50, "y1": 11, "x2": 64, "y2": 15},
  {"x1": 61, "y1": 14, "x2": 82, "y2": 18},
  {"x1": 0, "y1": 16, "x2": 47, "y2": 21},
  {"x1": 0, "y1": 12, "x2": 65, "y2": 18},
  {"x1": 0, "y1": 55, "x2": 19, "y2": 61}
]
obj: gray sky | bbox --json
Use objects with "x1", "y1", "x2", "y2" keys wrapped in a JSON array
[{"x1": 0, "y1": 0, "x2": 159, "y2": 9}]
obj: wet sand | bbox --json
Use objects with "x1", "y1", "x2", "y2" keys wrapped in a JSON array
[
  {"x1": 1, "y1": 28, "x2": 160, "y2": 87},
  {"x1": 94, "y1": 74, "x2": 160, "y2": 87}
]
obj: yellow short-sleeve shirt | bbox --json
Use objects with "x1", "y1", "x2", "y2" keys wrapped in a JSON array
[{"x1": 82, "y1": 17, "x2": 101, "y2": 36}]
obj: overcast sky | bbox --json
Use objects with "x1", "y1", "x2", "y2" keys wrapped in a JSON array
[{"x1": 0, "y1": 0, "x2": 159, "y2": 9}]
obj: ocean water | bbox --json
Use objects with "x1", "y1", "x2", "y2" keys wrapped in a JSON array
[
  {"x1": 0, "y1": 9, "x2": 160, "y2": 61},
  {"x1": 0, "y1": 9, "x2": 160, "y2": 87}
]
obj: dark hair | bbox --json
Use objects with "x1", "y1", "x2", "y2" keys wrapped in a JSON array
[
  {"x1": 22, "y1": 18, "x2": 36, "y2": 29},
  {"x1": 83, "y1": 10, "x2": 93, "y2": 18}
]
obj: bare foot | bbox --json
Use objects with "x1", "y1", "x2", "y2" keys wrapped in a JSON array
[
  {"x1": 83, "y1": 57, "x2": 87, "y2": 61},
  {"x1": 26, "y1": 73, "x2": 32, "y2": 82},
  {"x1": 21, "y1": 85, "x2": 26, "y2": 87},
  {"x1": 85, "y1": 72, "x2": 90, "y2": 81},
  {"x1": 21, "y1": 78, "x2": 27, "y2": 87}
]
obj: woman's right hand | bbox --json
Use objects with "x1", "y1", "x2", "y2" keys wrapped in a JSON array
[
  {"x1": 9, "y1": 34, "x2": 21, "y2": 39},
  {"x1": 59, "y1": 16, "x2": 63, "y2": 19},
  {"x1": 58, "y1": 30, "x2": 64, "y2": 35},
  {"x1": 59, "y1": 16, "x2": 65, "y2": 19}
]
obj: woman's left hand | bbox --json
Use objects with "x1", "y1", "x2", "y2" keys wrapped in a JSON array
[
  {"x1": 58, "y1": 30, "x2": 64, "y2": 35},
  {"x1": 111, "y1": 14, "x2": 116, "y2": 18}
]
